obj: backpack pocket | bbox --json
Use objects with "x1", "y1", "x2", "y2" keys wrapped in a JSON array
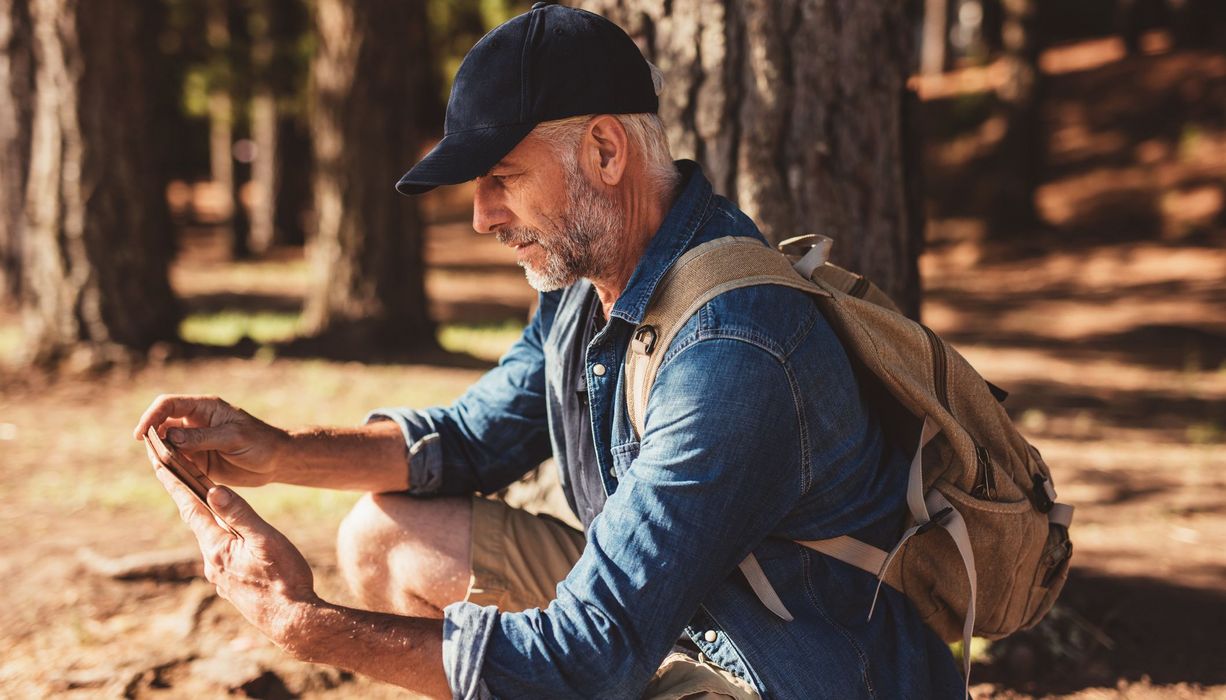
[
  {"x1": 1020, "y1": 522, "x2": 1072, "y2": 629},
  {"x1": 918, "y1": 484, "x2": 1048, "y2": 640}
]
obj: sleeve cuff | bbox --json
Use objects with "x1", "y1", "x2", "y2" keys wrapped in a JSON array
[
  {"x1": 364, "y1": 408, "x2": 443, "y2": 495},
  {"x1": 443, "y1": 601, "x2": 500, "y2": 700}
]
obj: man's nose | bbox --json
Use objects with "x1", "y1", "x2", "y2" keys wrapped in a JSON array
[{"x1": 472, "y1": 179, "x2": 509, "y2": 234}]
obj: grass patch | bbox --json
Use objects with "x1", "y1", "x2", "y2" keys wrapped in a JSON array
[
  {"x1": 180, "y1": 311, "x2": 302, "y2": 346},
  {"x1": 0, "y1": 321, "x2": 22, "y2": 366},
  {"x1": 950, "y1": 636, "x2": 993, "y2": 666},
  {"x1": 438, "y1": 319, "x2": 525, "y2": 362},
  {"x1": 1187, "y1": 421, "x2": 1224, "y2": 445}
]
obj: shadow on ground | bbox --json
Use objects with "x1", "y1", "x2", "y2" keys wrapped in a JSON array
[{"x1": 976, "y1": 569, "x2": 1226, "y2": 694}]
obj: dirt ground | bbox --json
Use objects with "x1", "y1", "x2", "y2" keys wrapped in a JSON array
[{"x1": 1, "y1": 35, "x2": 1225, "y2": 699}]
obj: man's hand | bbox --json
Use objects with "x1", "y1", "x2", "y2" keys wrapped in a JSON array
[
  {"x1": 134, "y1": 395, "x2": 288, "y2": 486},
  {"x1": 152, "y1": 464, "x2": 319, "y2": 651},
  {"x1": 149, "y1": 458, "x2": 450, "y2": 697}
]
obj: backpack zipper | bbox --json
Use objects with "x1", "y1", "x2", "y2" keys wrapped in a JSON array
[
  {"x1": 973, "y1": 443, "x2": 998, "y2": 500},
  {"x1": 921, "y1": 325, "x2": 950, "y2": 412}
]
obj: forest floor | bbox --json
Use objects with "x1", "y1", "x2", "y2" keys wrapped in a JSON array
[{"x1": 1, "y1": 33, "x2": 1225, "y2": 700}]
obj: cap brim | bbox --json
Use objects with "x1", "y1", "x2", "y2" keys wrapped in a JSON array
[{"x1": 395, "y1": 122, "x2": 537, "y2": 196}]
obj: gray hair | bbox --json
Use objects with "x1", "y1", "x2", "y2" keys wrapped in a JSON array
[{"x1": 529, "y1": 60, "x2": 678, "y2": 198}]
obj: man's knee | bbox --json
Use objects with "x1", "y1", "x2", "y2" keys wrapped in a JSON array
[
  {"x1": 336, "y1": 493, "x2": 472, "y2": 612},
  {"x1": 336, "y1": 493, "x2": 394, "y2": 597}
]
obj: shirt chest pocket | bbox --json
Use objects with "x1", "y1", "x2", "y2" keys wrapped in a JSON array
[{"x1": 609, "y1": 440, "x2": 639, "y2": 480}]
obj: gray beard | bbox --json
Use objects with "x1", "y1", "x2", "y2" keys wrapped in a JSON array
[{"x1": 515, "y1": 166, "x2": 625, "y2": 293}]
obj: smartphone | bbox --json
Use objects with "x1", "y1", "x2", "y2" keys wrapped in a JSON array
[{"x1": 145, "y1": 426, "x2": 240, "y2": 538}]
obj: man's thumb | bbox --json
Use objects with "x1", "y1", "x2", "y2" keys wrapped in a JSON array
[{"x1": 207, "y1": 486, "x2": 264, "y2": 537}]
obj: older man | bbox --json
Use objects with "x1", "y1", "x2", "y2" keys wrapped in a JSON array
[{"x1": 135, "y1": 4, "x2": 963, "y2": 698}]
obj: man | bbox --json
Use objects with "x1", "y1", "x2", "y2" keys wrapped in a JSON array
[{"x1": 134, "y1": 4, "x2": 963, "y2": 698}]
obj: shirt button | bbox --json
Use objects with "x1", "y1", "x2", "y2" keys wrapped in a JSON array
[
  {"x1": 704, "y1": 630, "x2": 718, "y2": 643},
  {"x1": 609, "y1": 466, "x2": 618, "y2": 478},
  {"x1": 592, "y1": 363, "x2": 607, "y2": 376}
]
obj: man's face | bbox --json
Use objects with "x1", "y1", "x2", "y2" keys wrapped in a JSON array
[{"x1": 472, "y1": 132, "x2": 623, "y2": 292}]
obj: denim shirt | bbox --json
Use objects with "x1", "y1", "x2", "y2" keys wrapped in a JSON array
[{"x1": 369, "y1": 162, "x2": 963, "y2": 699}]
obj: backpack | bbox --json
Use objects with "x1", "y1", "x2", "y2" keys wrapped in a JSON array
[{"x1": 623, "y1": 234, "x2": 1074, "y2": 686}]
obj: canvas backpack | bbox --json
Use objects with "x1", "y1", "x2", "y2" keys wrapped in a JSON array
[{"x1": 623, "y1": 234, "x2": 1075, "y2": 686}]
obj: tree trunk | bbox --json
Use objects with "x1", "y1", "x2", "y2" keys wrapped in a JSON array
[
  {"x1": 0, "y1": 0, "x2": 33, "y2": 304},
  {"x1": 274, "y1": 112, "x2": 311, "y2": 246},
  {"x1": 921, "y1": 0, "x2": 950, "y2": 75},
  {"x1": 991, "y1": 0, "x2": 1043, "y2": 235},
  {"x1": 249, "y1": 84, "x2": 278, "y2": 254},
  {"x1": 249, "y1": 0, "x2": 311, "y2": 254},
  {"x1": 303, "y1": 0, "x2": 433, "y2": 347},
  {"x1": 581, "y1": 0, "x2": 924, "y2": 318},
  {"x1": 206, "y1": 0, "x2": 250, "y2": 260},
  {"x1": 21, "y1": 0, "x2": 179, "y2": 366}
]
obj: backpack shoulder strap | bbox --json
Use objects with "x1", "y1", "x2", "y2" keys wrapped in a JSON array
[{"x1": 624, "y1": 236, "x2": 830, "y2": 439}]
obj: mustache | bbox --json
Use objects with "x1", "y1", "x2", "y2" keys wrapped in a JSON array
[{"x1": 496, "y1": 228, "x2": 542, "y2": 248}]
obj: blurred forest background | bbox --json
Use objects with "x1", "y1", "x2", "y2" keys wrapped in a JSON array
[{"x1": 1, "y1": 0, "x2": 1224, "y2": 698}]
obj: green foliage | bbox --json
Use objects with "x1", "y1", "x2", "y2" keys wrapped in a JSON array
[
  {"x1": 949, "y1": 636, "x2": 993, "y2": 666},
  {"x1": 438, "y1": 319, "x2": 525, "y2": 362},
  {"x1": 180, "y1": 310, "x2": 302, "y2": 346},
  {"x1": 427, "y1": 0, "x2": 533, "y2": 106}
]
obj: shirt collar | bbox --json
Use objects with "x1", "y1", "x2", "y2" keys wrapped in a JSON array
[{"x1": 609, "y1": 160, "x2": 715, "y2": 326}]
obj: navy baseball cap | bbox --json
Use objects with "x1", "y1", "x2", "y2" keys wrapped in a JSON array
[{"x1": 395, "y1": 2, "x2": 659, "y2": 195}]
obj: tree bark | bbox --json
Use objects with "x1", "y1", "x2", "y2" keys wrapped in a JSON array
[
  {"x1": 273, "y1": 112, "x2": 311, "y2": 246},
  {"x1": 248, "y1": 0, "x2": 308, "y2": 254},
  {"x1": 991, "y1": 0, "x2": 1043, "y2": 235},
  {"x1": 303, "y1": 0, "x2": 433, "y2": 347},
  {"x1": 920, "y1": 0, "x2": 950, "y2": 75},
  {"x1": 0, "y1": 0, "x2": 33, "y2": 304},
  {"x1": 206, "y1": 0, "x2": 250, "y2": 260},
  {"x1": 581, "y1": 0, "x2": 923, "y2": 318},
  {"x1": 21, "y1": 0, "x2": 179, "y2": 365}
]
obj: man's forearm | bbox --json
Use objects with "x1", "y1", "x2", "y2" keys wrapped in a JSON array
[
  {"x1": 275, "y1": 421, "x2": 411, "y2": 492},
  {"x1": 280, "y1": 600, "x2": 449, "y2": 698}
]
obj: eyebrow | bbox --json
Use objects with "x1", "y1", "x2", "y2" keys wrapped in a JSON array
[{"x1": 488, "y1": 158, "x2": 522, "y2": 173}]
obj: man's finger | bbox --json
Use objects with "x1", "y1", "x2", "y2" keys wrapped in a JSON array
[
  {"x1": 167, "y1": 424, "x2": 240, "y2": 452},
  {"x1": 206, "y1": 486, "x2": 271, "y2": 540},
  {"x1": 132, "y1": 394, "x2": 225, "y2": 441},
  {"x1": 154, "y1": 465, "x2": 232, "y2": 553}
]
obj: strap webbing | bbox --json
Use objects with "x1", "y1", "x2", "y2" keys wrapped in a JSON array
[
  {"x1": 738, "y1": 554, "x2": 794, "y2": 622},
  {"x1": 796, "y1": 535, "x2": 887, "y2": 576},
  {"x1": 925, "y1": 489, "x2": 977, "y2": 698},
  {"x1": 1048, "y1": 502, "x2": 1074, "y2": 528},
  {"x1": 624, "y1": 237, "x2": 830, "y2": 439}
]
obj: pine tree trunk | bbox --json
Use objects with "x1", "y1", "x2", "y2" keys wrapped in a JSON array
[
  {"x1": 249, "y1": 0, "x2": 310, "y2": 253},
  {"x1": 921, "y1": 0, "x2": 950, "y2": 75},
  {"x1": 582, "y1": 0, "x2": 924, "y2": 318},
  {"x1": 991, "y1": 0, "x2": 1043, "y2": 235},
  {"x1": 274, "y1": 113, "x2": 311, "y2": 246},
  {"x1": 21, "y1": 0, "x2": 179, "y2": 366},
  {"x1": 0, "y1": 0, "x2": 33, "y2": 304},
  {"x1": 249, "y1": 87, "x2": 278, "y2": 254},
  {"x1": 303, "y1": 0, "x2": 432, "y2": 347},
  {"x1": 206, "y1": 0, "x2": 250, "y2": 260}
]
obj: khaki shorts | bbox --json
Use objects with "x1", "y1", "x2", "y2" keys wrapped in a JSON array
[{"x1": 467, "y1": 496, "x2": 761, "y2": 700}]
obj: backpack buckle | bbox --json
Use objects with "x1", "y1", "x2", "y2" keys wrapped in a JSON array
[
  {"x1": 632, "y1": 325, "x2": 658, "y2": 356},
  {"x1": 915, "y1": 506, "x2": 953, "y2": 535},
  {"x1": 1032, "y1": 475, "x2": 1055, "y2": 513}
]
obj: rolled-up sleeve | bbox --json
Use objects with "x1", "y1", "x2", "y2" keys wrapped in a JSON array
[
  {"x1": 446, "y1": 337, "x2": 810, "y2": 698},
  {"x1": 366, "y1": 293, "x2": 559, "y2": 497},
  {"x1": 443, "y1": 602, "x2": 499, "y2": 700}
]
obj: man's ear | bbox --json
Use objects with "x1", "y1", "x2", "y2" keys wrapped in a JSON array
[{"x1": 583, "y1": 115, "x2": 628, "y2": 187}]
